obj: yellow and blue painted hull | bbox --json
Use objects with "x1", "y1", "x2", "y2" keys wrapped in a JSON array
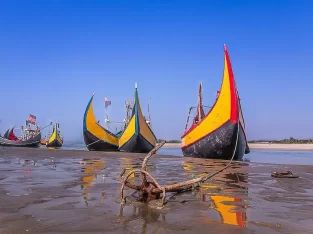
[
  {"x1": 119, "y1": 86, "x2": 157, "y2": 153},
  {"x1": 46, "y1": 124, "x2": 63, "y2": 148},
  {"x1": 83, "y1": 94, "x2": 119, "y2": 151}
]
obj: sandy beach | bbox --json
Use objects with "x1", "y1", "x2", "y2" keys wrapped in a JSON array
[
  {"x1": 164, "y1": 142, "x2": 313, "y2": 151},
  {"x1": 0, "y1": 147, "x2": 312, "y2": 233}
]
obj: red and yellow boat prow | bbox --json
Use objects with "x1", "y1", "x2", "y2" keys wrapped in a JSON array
[{"x1": 181, "y1": 45, "x2": 249, "y2": 160}]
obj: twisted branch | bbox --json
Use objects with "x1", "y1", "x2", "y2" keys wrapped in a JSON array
[{"x1": 119, "y1": 129, "x2": 238, "y2": 207}]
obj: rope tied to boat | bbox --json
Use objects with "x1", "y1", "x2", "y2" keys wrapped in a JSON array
[{"x1": 86, "y1": 139, "x2": 102, "y2": 147}]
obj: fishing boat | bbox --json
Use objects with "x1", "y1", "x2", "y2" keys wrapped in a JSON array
[
  {"x1": 181, "y1": 45, "x2": 250, "y2": 160},
  {"x1": 46, "y1": 122, "x2": 64, "y2": 147},
  {"x1": 0, "y1": 114, "x2": 41, "y2": 147},
  {"x1": 83, "y1": 93, "x2": 120, "y2": 151},
  {"x1": 119, "y1": 84, "x2": 157, "y2": 153}
]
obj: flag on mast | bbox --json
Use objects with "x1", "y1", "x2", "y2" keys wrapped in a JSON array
[
  {"x1": 104, "y1": 97, "x2": 111, "y2": 108},
  {"x1": 26, "y1": 114, "x2": 36, "y2": 125}
]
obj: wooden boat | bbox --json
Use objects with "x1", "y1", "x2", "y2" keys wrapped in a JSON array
[
  {"x1": 83, "y1": 93, "x2": 119, "y2": 151},
  {"x1": 0, "y1": 127, "x2": 41, "y2": 147},
  {"x1": 46, "y1": 123, "x2": 64, "y2": 147},
  {"x1": 181, "y1": 45, "x2": 250, "y2": 160},
  {"x1": 0, "y1": 114, "x2": 42, "y2": 147},
  {"x1": 119, "y1": 84, "x2": 157, "y2": 153}
]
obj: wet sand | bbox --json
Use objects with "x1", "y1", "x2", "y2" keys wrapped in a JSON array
[
  {"x1": 0, "y1": 147, "x2": 313, "y2": 233},
  {"x1": 164, "y1": 142, "x2": 313, "y2": 151}
]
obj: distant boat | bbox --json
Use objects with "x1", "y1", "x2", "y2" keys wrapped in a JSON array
[
  {"x1": 119, "y1": 84, "x2": 157, "y2": 153},
  {"x1": 46, "y1": 123, "x2": 63, "y2": 147},
  {"x1": 0, "y1": 114, "x2": 41, "y2": 147},
  {"x1": 40, "y1": 138, "x2": 47, "y2": 145},
  {"x1": 3, "y1": 128, "x2": 11, "y2": 139},
  {"x1": 83, "y1": 93, "x2": 120, "y2": 151},
  {"x1": 181, "y1": 45, "x2": 250, "y2": 160}
]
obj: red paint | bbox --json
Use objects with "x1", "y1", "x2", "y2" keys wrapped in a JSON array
[
  {"x1": 224, "y1": 45, "x2": 238, "y2": 123},
  {"x1": 181, "y1": 45, "x2": 240, "y2": 144},
  {"x1": 8, "y1": 129, "x2": 19, "y2": 141},
  {"x1": 181, "y1": 120, "x2": 229, "y2": 149}
]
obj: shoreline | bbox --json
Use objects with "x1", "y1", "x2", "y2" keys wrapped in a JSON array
[{"x1": 163, "y1": 142, "x2": 313, "y2": 151}]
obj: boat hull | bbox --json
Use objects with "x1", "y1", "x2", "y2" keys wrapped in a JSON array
[
  {"x1": 182, "y1": 121, "x2": 249, "y2": 160},
  {"x1": 83, "y1": 130, "x2": 119, "y2": 151},
  {"x1": 46, "y1": 138, "x2": 63, "y2": 148},
  {"x1": 0, "y1": 133, "x2": 41, "y2": 148},
  {"x1": 119, "y1": 133, "x2": 154, "y2": 153}
]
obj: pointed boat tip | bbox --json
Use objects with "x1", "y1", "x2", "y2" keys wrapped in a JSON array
[
  {"x1": 224, "y1": 44, "x2": 227, "y2": 51},
  {"x1": 92, "y1": 92, "x2": 95, "y2": 96}
]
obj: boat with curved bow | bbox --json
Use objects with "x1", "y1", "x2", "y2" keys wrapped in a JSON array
[
  {"x1": 119, "y1": 84, "x2": 157, "y2": 153},
  {"x1": 181, "y1": 45, "x2": 250, "y2": 160},
  {"x1": 83, "y1": 93, "x2": 120, "y2": 151}
]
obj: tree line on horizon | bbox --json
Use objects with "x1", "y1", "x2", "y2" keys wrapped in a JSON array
[
  {"x1": 248, "y1": 137, "x2": 313, "y2": 144},
  {"x1": 157, "y1": 139, "x2": 181, "y2": 143}
]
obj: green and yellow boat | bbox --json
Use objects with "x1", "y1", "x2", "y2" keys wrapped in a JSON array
[{"x1": 119, "y1": 84, "x2": 157, "y2": 153}]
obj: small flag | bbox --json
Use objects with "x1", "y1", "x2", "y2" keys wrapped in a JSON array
[
  {"x1": 27, "y1": 114, "x2": 36, "y2": 124},
  {"x1": 104, "y1": 97, "x2": 111, "y2": 108}
]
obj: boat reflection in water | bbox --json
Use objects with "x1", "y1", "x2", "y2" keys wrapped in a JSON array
[
  {"x1": 79, "y1": 159, "x2": 105, "y2": 206},
  {"x1": 182, "y1": 161, "x2": 247, "y2": 227}
]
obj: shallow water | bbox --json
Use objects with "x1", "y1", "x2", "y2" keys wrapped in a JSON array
[
  {"x1": 0, "y1": 152, "x2": 313, "y2": 233},
  {"x1": 62, "y1": 144, "x2": 313, "y2": 166}
]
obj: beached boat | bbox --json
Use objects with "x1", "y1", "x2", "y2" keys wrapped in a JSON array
[
  {"x1": 46, "y1": 123, "x2": 64, "y2": 147},
  {"x1": 0, "y1": 114, "x2": 41, "y2": 147},
  {"x1": 181, "y1": 45, "x2": 250, "y2": 160},
  {"x1": 119, "y1": 84, "x2": 157, "y2": 153},
  {"x1": 83, "y1": 93, "x2": 119, "y2": 151}
]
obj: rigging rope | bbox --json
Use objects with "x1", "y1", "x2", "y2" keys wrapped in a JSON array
[
  {"x1": 200, "y1": 120, "x2": 240, "y2": 183},
  {"x1": 86, "y1": 139, "x2": 102, "y2": 147},
  {"x1": 184, "y1": 105, "x2": 212, "y2": 133}
]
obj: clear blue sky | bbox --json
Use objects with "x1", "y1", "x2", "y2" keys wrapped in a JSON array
[{"x1": 1, "y1": 0, "x2": 313, "y2": 142}]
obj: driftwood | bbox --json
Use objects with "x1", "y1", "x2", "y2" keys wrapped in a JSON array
[{"x1": 119, "y1": 140, "x2": 236, "y2": 207}]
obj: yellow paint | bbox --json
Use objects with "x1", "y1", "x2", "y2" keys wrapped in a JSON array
[
  {"x1": 182, "y1": 55, "x2": 231, "y2": 147},
  {"x1": 85, "y1": 99, "x2": 118, "y2": 146},
  {"x1": 47, "y1": 127, "x2": 57, "y2": 144},
  {"x1": 211, "y1": 195, "x2": 241, "y2": 226},
  {"x1": 200, "y1": 184, "x2": 218, "y2": 189},
  {"x1": 119, "y1": 115, "x2": 136, "y2": 148},
  {"x1": 138, "y1": 103, "x2": 156, "y2": 147},
  {"x1": 81, "y1": 159, "x2": 105, "y2": 189},
  {"x1": 119, "y1": 89, "x2": 156, "y2": 149},
  {"x1": 120, "y1": 157, "x2": 135, "y2": 179}
]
